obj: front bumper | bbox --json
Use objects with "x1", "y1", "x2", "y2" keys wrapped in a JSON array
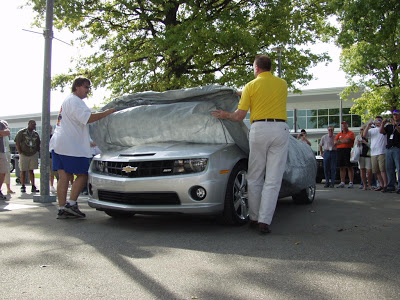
[{"x1": 87, "y1": 170, "x2": 229, "y2": 215}]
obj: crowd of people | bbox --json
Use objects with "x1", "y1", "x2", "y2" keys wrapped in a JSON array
[
  {"x1": 1, "y1": 58, "x2": 398, "y2": 235},
  {"x1": 319, "y1": 112, "x2": 400, "y2": 193},
  {"x1": 1, "y1": 55, "x2": 288, "y2": 235}
]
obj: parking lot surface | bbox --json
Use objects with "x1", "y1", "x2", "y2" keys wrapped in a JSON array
[{"x1": 1, "y1": 179, "x2": 399, "y2": 299}]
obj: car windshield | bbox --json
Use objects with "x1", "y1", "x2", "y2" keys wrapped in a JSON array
[{"x1": 90, "y1": 85, "x2": 249, "y2": 153}]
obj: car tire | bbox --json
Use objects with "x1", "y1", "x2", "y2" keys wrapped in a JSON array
[
  {"x1": 220, "y1": 161, "x2": 249, "y2": 225},
  {"x1": 292, "y1": 184, "x2": 316, "y2": 204},
  {"x1": 104, "y1": 210, "x2": 135, "y2": 218}
]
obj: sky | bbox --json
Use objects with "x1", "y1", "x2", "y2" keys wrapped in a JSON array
[{"x1": 1, "y1": 1, "x2": 348, "y2": 117}]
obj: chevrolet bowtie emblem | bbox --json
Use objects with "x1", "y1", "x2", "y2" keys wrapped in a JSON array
[{"x1": 122, "y1": 165, "x2": 138, "y2": 173}]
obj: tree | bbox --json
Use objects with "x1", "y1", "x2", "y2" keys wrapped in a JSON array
[
  {"x1": 333, "y1": 0, "x2": 400, "y2": 120},
  {"x1": 27, "y1": 0, "x2": 334, "y2": 97}
]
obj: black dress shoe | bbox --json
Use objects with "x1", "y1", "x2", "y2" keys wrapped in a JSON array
[{"x1": 258, "y1": 223, "x2": 271, "y2": 234}]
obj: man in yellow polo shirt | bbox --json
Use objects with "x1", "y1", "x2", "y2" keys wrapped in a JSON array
[{"x1": 212, "y1": 55, "x2": 289, "y2": 234}]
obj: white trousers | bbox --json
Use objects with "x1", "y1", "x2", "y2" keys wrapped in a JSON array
[{"x1": 247, "y1": 121, "x2": 289, "y2": 224}]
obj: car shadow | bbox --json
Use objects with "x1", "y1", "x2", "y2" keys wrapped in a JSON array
[{"x1": 1, "y1": 186, "x2": 399, "y2": 299}]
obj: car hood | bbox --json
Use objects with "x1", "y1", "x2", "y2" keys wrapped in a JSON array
[{"x1": 96, "y1": 142, "x2": 234, "y2": 161}]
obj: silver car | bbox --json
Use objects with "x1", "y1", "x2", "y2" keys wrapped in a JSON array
[{"x1": 87, "y1": 85, "x2": 316, "y2": 225}]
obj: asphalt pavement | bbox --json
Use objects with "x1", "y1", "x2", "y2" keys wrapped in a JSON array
[{"x1": 1, "y1": 178, "x2": 399, "y2": 299}]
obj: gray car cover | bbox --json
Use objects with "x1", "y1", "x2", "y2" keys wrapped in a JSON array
[
  {"x1": 90, "y1": 85, "x2": 316, "y2": 194},
  {"x1": 91, "y1": 85, "x2": 249, "y2": 153}
]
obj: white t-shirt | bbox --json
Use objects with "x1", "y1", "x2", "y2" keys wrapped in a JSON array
[
  {"x1": 50, "y1": 93, "x2": 92, "y2": 158},
  {"x1": 366, "y1": 127, "x2": 387, "y2": 156}
]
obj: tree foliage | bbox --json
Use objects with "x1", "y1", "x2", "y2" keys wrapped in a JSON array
[
  {"x1": 27, "y1": 0, "x2": 334, "y2": 98},
  {"x1": 333, "y1": 0, "x2": 400, "y2": 120}
]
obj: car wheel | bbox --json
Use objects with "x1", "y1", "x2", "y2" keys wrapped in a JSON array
[
  {"x1": 104, "y1": 210, "x2": 135, "y2": 218},
  {"x1": 292, "y1": 184, "x2": 316, "y2": 204},
  {"x1": 220, "y1": 161, "x2": 249, "y2": 225}
]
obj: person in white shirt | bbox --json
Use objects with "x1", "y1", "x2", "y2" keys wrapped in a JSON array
[
  {"x1": 3, "y1": 129, "x2": 15, "y2": 195},
  {"x1": 0, "y1": 120, "x2": 11, "y2": 200},
  {"x1": 50, "y1": 77, "x2": 116, "y2": 219},
  {"x1": 363, "y1": 116, "x2": 388, "y2": 192}
]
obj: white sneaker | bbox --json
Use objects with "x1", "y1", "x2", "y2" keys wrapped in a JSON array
[
  {"x1": 50, "y1": 186, "x2": 57, "y2": 194},
  {"x1": 348, "y1": 182, "x2": 354, "y2": 188},
  {"x1": 336, "y1": 182, "x2": 345, "y2": 188}
]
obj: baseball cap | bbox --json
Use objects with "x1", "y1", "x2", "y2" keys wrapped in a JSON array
[{"x1": 393, "y1": 109, "x2": 399, "y2": 114}]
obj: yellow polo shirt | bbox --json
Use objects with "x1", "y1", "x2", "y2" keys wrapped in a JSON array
[{"x1": 238, "y1": 72, "x2": 288, "y2": 123}]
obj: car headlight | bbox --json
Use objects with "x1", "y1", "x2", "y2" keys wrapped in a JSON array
[{"x1": 173, "y1": 158, "x2": 208, "y2": 174}]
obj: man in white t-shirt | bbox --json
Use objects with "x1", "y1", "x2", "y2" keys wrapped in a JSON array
[
  {"x1": 0, "y1": 120, "x2": 11, "y2": 200},
  {"x1": 363, "y1": 116, "x2": 388, "y2": 192},
  {"x1": 50, "y1": 77, "x2": 116, "y2": 219}
]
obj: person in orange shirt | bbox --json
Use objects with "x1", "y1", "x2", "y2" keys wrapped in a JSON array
[{"x1": 334, "y1": 121, "x2": 356, "y2": 188}]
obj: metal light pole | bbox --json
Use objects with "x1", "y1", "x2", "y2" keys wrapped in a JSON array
[
  {"x1": 33, "y1": 0, "x2": 56, "y2": 203},
  {"x1": 272, "y1": 46, "x2": 283, "y2": 77}
]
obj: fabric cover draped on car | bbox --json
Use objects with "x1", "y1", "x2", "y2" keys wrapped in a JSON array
[
  {"x1": 89, "y1": 85, "x2": 316, "y2": 193},
  {"x1": 90, "y1": 85, "x2": 250, "y2": 153}
]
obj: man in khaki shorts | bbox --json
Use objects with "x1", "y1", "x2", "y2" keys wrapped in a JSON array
[
  {"x1": 0, "y1": 120, "x2": 11, "y2": 200},
  {"x1": 14, "y1": 120, "x2": 41, "y2": 193},
  {"x1": 364, "y1": 116, "x2": 388, "y2": 192}
]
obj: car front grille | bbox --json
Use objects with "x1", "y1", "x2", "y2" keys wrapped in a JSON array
[
  {"x1": 98, "y1": 160, "x2": 176, "y2": 178},
  {"x1": 98, "y1": 190, "x2": 181, "y2": 205}
]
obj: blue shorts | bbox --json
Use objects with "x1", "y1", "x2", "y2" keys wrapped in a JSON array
[{"x1": 52, "y1": 151, "x2": 90, "y2": 175}]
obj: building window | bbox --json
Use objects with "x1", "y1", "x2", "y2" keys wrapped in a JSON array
[
  {"x1": 237, "y1": 108, "x2": 361, "y2": 132},
  {"x1": 296, "y1": 108, "x2": 361, "y2": 130},
  {"x1": 10, "y1": 127, "x2": 43, "y2": 140},
  {"x1": 287, "y1": 110, "x2": 294, "y2": 130},
  {"x1": 10, "y1": 127, "x2": 23, "y2": 140}
]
